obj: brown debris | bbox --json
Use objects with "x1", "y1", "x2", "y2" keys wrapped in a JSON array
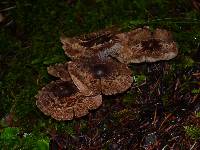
[
  {"x1": 68, "y1": 56, "x2": 133, "y2": 95},
  {"x1": 36, "y1": 80, "x2": 102, "y2": 121},
  {"x1": 192, "y1": 0, "x2": 200, "y2": 11},
  {"x1": 0, "y1": 13, "x2": 5, "y2": 23},
  {"x1": 112, "y1": 27, "x2": 178, "y2": 63}
]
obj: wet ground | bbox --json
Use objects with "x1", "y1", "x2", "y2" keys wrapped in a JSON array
[
  {"x1": 0, "y1": 0, "x2": 200, "y2": 149},
  {"x1": 49, "y1": 61, "x2": 200, "y2": 149}
]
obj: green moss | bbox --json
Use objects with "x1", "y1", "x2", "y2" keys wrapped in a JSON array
[
  {"x1": 192, "y1": 88, "x2": 200, "y2": 94},
  {"x1": 195, "y1": 112, "x2": 200, "y2": 118},
  {"x1": 1, "y1": 0, "x2": 200, "y2": 148},
  {"x1": 184, "y1": 125, "x2": 200, "y2": 140},
  {"x1": 0, "y1": 127, "x2": 49, "y2": 149},
  {"x1": 133, "y1": 74, "x2": 146, "y2": 86},
  {"x1": 123, "y1": 91, "x2": 136, "y2": 104}
]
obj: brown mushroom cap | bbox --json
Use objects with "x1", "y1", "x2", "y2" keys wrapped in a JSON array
[
  {"x1": 47, "y1": 62, "x2": 94, "y2": 96},
  {"x1": 47, "y1": 63, "x2": 71, "y2": 81},
  {"x1": 60, "y1": 36, "x2": 86, "y2": 59},
  {"x1": 112, "y1": 27, "x2": 178, "y2": 64},
  {"x1": 153, "y1": 28, "x2": 173, "y2": 41},
  {"x1": 68, "y1": 56, "x2": 133, "y2": 95},
  {"x1": 60, "y1": 29, "x2": 119, "y2": 59},
  {"x1": 36, "y1": 80, "x2": 102, "y2": 121}
]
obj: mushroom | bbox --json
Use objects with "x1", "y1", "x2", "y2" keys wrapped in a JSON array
[
  {"x1": 68, "y1": 56, "x2": 133, "y2": 95},
  {"x1": 47, "y1": 62, "x2": 70, "y2": 81},
  {"x1": 36, "y1": 80, "x2": 102, "y2": 121},
  {"x1": 111, "y1": 27, "x2": 178, "y2": 63},
  {"x1": 60, "y1": 36, "x2": 86, "y2": 58},
  {"x1": 47, "y1": 62, "x2": 93, "y2": 96},
  {"x1": 60, "y1": 29, "x2": 119, "y2": 59}
]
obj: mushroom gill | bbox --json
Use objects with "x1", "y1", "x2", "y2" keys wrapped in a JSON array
[
  {"x1": 36, "y1": 80, "x2": 102, "y2": 121},
  {"x1": 111, "y1": 27, "x2": 178, "y2": 63},
  {"x1": 68, "y1": 56, "x2": 133, "y2": 95}
]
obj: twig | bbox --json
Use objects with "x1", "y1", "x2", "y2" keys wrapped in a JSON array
[
  {"x1": 190, "y1": 141, "x2": 197, "y2": 150},
  {"x1": 152, "y1": 105, "x2": 157, "y2": 128},
  {"x1": 159, "y1": 113, "x2": 172, "y2": 131},
  {"x1": 0, "y1": 6, "x2": 16, "y2": 12},
  {"x1": 5, "y1": 20, "x2": 14, "y2": 27}
]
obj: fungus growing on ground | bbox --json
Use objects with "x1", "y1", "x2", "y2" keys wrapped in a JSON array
[
  {"x1": 111, "y1": 27, "x2": 178, "y2": 63},
  {"x1": 36, "y1": 26, "x2": 179, "y2": 121},
  {"x1": 68, "y1": 56, "x2": 133, "y2": 95},
  {"x1": 36, "y1": 63, "x2": 102, "y2": 120},
  {"x1": 47, "y1": 63, "x2": 70, "y2": 81},
  {"x1": 60, "y1": 29, "x2": 119, "y2": 59},
  {"x1": 36, "y1": 80, "x2": 102, "y2": 121}
]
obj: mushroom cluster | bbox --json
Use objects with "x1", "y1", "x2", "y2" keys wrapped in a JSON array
[
  {"x1": 36, "y1": 63, "x2": 102, "y2": 120},
  {"x1": 36, "y1": 26, "x2": 178, "y2": 121}
]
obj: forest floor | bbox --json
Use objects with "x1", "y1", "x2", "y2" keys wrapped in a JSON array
[{"x1": 0, "y1": 0, "x2": 200, "y2": 149}]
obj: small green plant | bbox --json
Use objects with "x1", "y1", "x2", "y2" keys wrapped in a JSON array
[
  {"x1": 184, "y1": 125, "x2": 200, "y2": 140},
  {"x1": 195, "y1": 112, "x2": 200, "y2": 118},
  {"x1": 123, "y1": 91, "x2": 135, "y2": 104},
  {"x1": 0, "y1": 127, "x2": 50, "y2": 150},
  {"x1": 192, "y1": 88, "x2": 200, "y2": 94},
  {"x1": 173, "y1": 56, "x2": 195, "y2": 70},
  {"x1": 0, "y1": 127, "x2": 20, "y2": 149},
  {"x1": 133, "y1": 74, "x2": 146, "y2": 86},
  {"x1": 35, "y1": 139, "x2": 49, "y2": 150}
]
